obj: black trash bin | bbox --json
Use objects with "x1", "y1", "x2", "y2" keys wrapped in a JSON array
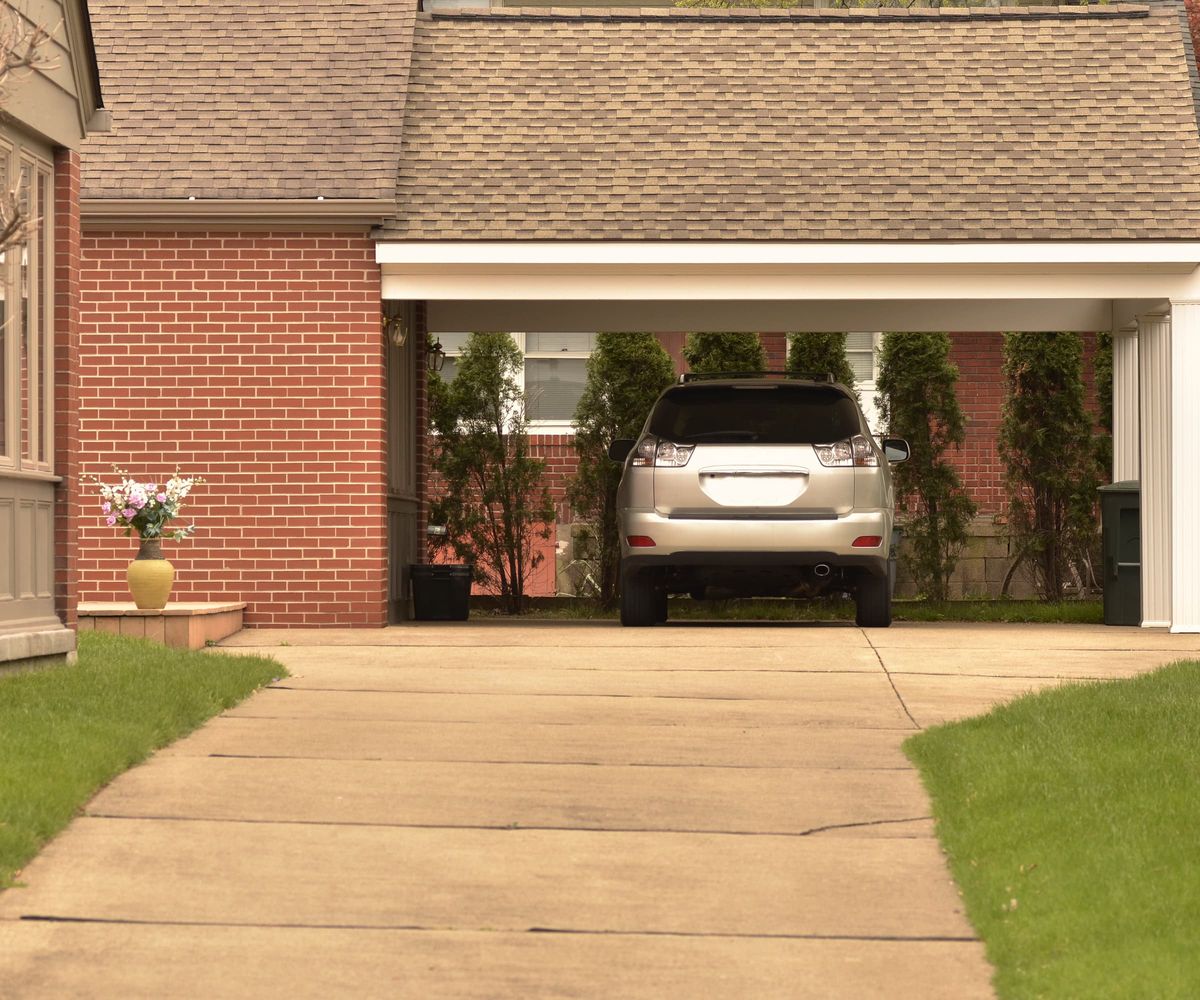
[
  {"x1": 410, "y1": 564, "x2": 472, "y2": 621},
  {"x1": 1098, "y1": 481, "x2": 1140, "y2": 626}
]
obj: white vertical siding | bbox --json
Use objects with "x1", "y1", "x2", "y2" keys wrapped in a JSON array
[
  {"x1": 1138, "y1": 313, "x2": 1172, "y2": 628},
  {"x1": 1170, "y1": 301, "x2": 1200, "y2": 633},
  {"x1": 1112, "y1": 326, "x2": 1140, "y2": 482}
]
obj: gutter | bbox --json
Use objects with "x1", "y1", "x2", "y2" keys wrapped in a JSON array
[{"x1": 82, "y1": 198, "x2": 397, "y2": 228}]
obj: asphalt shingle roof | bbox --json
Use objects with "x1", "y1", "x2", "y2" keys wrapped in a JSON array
[
  {"x1": 81, "y1": 0, "x2": 418, "y2": 201},
  {"x1": 378, "y1": 4, "x2": 1200, "y2": 241}
]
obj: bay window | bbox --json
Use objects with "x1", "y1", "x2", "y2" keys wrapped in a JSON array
[{"x1": 0, "y1": 135, "x2": 54, "y2": 475}]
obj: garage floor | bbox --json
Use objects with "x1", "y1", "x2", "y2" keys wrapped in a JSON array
[{"x1": 2, "y1": 621, "x2": 1197, "y2": 998}]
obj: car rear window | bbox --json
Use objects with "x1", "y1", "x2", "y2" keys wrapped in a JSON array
[{"x1": 648, "y1": 384, "x2": 862, "y2": 445}]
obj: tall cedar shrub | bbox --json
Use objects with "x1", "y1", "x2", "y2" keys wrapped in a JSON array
[
  {"x1": 682, "y1": 332, "x2": 766, "y2": 374},
  {"x1": 786, "y1": 333, "x2": 857, "y2": 390},
  {"x1": 998, "y1": 332, "x2": 1099, "y2": 601},
  {"x1": 428, "y1": 332, "x2": 555, "y2": 614},
  {"x1": 569, "y1": 333, "x2": 676, "y2": 606},
  {"x1": 876, "y1": 333, "x2": 977, "y2": 600},
  {"x1": 1094, "y1": 330, "x2": 1114, "y2": 482}
]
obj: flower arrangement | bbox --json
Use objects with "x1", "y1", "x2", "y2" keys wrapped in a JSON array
[{"x1": 88, "y1": 468, "x2": 203, "y2": 541}]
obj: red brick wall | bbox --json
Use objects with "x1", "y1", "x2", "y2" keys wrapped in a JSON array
[
  {"x1": 948, "y1": 332, "x2": 1007, "y2": 513},
  {"x1": 947, "y1": 331, "x2": 1099, "y2": 515},
  {"x1": 53, "y1": 150, "x2": 82, "y2": 627},
  {"x1": 77, "y1": 230, "x2": 388, "y2": 627}
]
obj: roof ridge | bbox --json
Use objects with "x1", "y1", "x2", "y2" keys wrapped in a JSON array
[{"x1": 428, "y1": 4, "x2": 1154, "y2": 22}]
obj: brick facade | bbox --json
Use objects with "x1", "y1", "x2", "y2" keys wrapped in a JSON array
[
  {"x1": 54, "y1": 151, "x2": 82, "y2": 627},
  {"x1": 76, "y1": 230, "x2": 388, "y2": 627}
]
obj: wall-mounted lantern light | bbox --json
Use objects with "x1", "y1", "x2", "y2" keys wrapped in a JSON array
[
  {"x1": 383, "y1": 303, "x2": 411, "y2": 348},
  {"x1": 427, "y1": 338, "x2": 447, "y2": 372}
]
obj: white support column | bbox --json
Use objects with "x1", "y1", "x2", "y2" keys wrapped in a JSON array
[
  {"x1": 1138, "y1": 312, "x2": 1172, "y2": 628},
  {"x1": 1169, "y1": 301, "x2": 1200, "y2": 632},
  {"x1": 1112, "y1": 324, "x2": 1140, "y2": 482}
]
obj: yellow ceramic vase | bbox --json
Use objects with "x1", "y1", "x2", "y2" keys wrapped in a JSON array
[{"x1": 127, "y1": 537, "x2": 175, "y2": 610}]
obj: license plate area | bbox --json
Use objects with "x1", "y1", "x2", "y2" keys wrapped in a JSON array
[{"x1": 698, "y1": 468, "x2": 809, "y2": 507}]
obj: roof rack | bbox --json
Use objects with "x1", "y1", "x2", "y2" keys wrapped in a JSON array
[{"x1": 677, "y1": 370, "x2": 835, "y2": 384}]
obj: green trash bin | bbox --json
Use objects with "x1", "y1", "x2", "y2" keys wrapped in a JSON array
[
  {"x1": 1098, "y1": 481, "x2": 1140, "y2": 627},
  {"x1": 410, "y1": 564, "x2": 472, "y2": 621}
]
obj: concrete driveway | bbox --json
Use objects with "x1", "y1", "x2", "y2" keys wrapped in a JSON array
[{"x1": 2, "y1": 621, "x2": 1197, "y2": 998}]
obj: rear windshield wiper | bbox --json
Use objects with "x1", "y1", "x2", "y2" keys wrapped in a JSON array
[{"x1": 678, "y1": 430, "x2": 761, "y2": 442}]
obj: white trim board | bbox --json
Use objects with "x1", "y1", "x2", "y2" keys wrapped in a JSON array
[{"x1": 376, "y1": 242, "x2": 1200, "y2": 268}]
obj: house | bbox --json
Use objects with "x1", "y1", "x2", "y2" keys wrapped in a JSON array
[
  {"x1": 77, "y1": 1, "x2": 1200, "y2": 630},
  {"x1": 0, "y1": 0, "x2": 105, "y2": 669}
]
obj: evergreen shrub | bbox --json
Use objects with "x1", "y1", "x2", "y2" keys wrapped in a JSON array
[
  {"x1": 569, "y1": 333, "x2": 676, "y2": 605},
  {"x1": 998, "y1": 332, "x2": 1099, "y2": 601},
  {"x1": 682, "y1": 332, "x2": 766, "y2": 375},
  {"x1": 786, "y1": 332, "x2": 857, "y2": 390},
  {"x1": 876, "y1": 332, "x2": 977, "y2": 600},
  {"x1": 428, "y1": 332, "x2": 555, "y2": 614}
]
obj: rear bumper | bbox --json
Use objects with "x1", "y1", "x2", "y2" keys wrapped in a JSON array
[{"x1": 619, "y1": 509, "x2": 892, "y2": 576}]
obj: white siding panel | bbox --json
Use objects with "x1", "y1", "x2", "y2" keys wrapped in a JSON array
[
  {"x1": 1170, "y1": 301, "x2": 1200, "y2": 632},
  {"x1": 1138, "y1": 313, "x2": 1171, "y2": 628},
  {"x1": 1112, "y1": 326, "x2": 1139, "y2": 482}
]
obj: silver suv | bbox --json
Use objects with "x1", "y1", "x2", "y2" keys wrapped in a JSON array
[{"x1": 610, "y1": 375, "x2": 909, "y2": 628}]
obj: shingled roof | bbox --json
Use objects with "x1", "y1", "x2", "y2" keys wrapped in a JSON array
[
  {"x1": 81, "y1": 0, "x2": 418, "y2": 202},
  {"x1": 379, "y1": 4, "x2": 1200, "y2": 241}
]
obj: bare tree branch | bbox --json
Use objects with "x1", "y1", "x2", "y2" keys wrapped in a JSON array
[{"x1": 0, "y1": 6, "x2": 60, "y2": 256}]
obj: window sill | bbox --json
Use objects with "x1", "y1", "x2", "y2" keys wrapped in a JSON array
[
  {"x1": 527, "y1": 422, "x2": 577, "y2": 436},
  {"x1": 0, "y1": 468, "x2": 62, "y2": 484}
]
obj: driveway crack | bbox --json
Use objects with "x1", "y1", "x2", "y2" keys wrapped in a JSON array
[{"x1": 863, "y1": 630, "x2": 921, "y2": 730}]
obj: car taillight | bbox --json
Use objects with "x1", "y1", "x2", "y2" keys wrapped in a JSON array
[
  {"x1": 627, "y1": 535, "x2": 657, "y2": 547},
  {"x1": 655, "y1": 440, "x2": 694, "y2": 468},
  {"x1": 815, "y1": 434, "x2": 878, "y2": 468},
  {"x1": 631, "y1": 436, "x2": 658, "y2": 466},
  {"x1": 852, "y1": 535, "x2": 883, "y2": 548},
  {"x1": 631, "y1": 435, "x2": 694, "y2": 468}
]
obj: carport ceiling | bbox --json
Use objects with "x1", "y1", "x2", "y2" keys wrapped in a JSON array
[{"x1": 425, "y1": 298, "x2": 1137, "y2": 334}]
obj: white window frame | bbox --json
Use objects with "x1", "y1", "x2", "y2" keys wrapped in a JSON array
[
  {"x1": 843, "y1": 331, "x2": 884, "y2": 434},
  {"x1": 0, "y1": 131, "x2": 54, "y2": 478},
  {"x1": 435, "y1": 332, "x2": 593, "y2": 435},
  {"x1": 521, "y1": 332, "x2": 594, "y2": 435}
]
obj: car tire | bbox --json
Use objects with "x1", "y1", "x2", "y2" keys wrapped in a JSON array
[
  {"x1": 654, "y1": 589, "x2": 669, "y2": 623},
  {"x1": 855, "y1": 571, "x2": 892, "y2": 628},
  {"x1": 620, "y1": 571, "x2": 658, "y2": 627}
]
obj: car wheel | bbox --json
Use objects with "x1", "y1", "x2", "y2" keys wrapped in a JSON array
[
  {"x1": 620, "y1": 570, "x2": 658, "y2": 627},
  {"x1": 654, "y1": 589, "x2": 668, "y2": 623},
  {"x1": 855, "y1": 571, "x2": 892, "y2": 628}
]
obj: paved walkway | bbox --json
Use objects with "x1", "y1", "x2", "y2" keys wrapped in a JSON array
[{"x1": 3, "y1": 621, "x2": 1198, "y2": 998}]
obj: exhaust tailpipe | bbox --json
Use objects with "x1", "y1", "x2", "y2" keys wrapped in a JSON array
[{"x1": 813, "y1": 563, "x2": 831, "y2": 578}]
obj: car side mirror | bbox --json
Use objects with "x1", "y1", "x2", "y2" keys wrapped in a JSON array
[
  {"x1": 882, "y1": 438, "x2": 910, "y2": 463},
  {"x1": 608, "y1": 438, "x2": 636, "y2": 462}
]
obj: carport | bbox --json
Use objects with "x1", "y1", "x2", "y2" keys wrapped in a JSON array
[{"x1": 377, "y1": 3, "x2": 1200, "y2": 632}]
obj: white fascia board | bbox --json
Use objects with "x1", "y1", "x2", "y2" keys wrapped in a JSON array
[{"x1": 376, "y1": 242, "x2": 1200, "y2": 267}]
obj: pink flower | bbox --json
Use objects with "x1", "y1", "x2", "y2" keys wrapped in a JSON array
[
  {"x1": 156, "y1": 493, "x2": 167, "y2": 503},
  {"x1": 101, "y1": 502, "x2": 112, "y2": 514},
  {"x1": 106, "y1": 515, "x2": 117, "y2": 526},
  {"x1": 122, "y1": 508, "x2": 135, "y2": 519}
]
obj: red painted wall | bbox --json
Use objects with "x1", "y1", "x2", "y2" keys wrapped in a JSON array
[{"x1": 77, "y1": 230, "x2": 388, "y2": 627}]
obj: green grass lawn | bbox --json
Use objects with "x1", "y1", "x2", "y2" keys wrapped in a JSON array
[
  {"x1": 904, "y1": 662, "x2": 1200, "y2": 999},
  {"x1": 489, "y1": 597, "x2": 1104, "y2": 625},
  {"x1": 0, "y1": 631, "x2": 283, "y2": 888}
]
